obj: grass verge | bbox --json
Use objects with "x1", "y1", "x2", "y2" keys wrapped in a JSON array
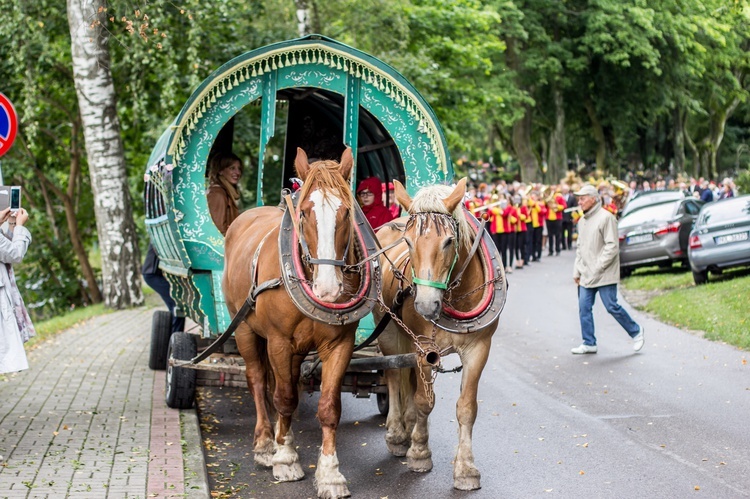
[
  {"x1": 27, "y1": 285, "x2": 159, "y2": 350},
  {"x1": 622, "y1": 265, "x2": 750, "y2": 350}
]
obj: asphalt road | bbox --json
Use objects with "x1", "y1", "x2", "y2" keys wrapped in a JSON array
[{"x1": 197, "y1": 249, "x2": 750, "y2": 498}]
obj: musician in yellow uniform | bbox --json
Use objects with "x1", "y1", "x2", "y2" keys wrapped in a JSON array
[
  {"x1": 526, "y1": 192, "x2": 547, "y2": 262},
  {"x1": 544, "y1": 186, "x2": 567, "y2": 256}
]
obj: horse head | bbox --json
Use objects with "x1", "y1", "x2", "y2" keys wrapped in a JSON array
[
  {"x1": 395, "y1": 178, "x2": 469, "y2": 321},
  {"x1": 293, "y1": 147, "x2": 354, "y2": 303}
]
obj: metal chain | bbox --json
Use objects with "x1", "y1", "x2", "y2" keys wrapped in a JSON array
[{"x1": 445, "y1": 273, "x2": 505, "y2": 307}]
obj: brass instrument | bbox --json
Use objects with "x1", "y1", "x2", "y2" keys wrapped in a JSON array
[
  {"x1": 542, "y1": 185, "x2": 558, "y2": 211},
  {"x1": 608, "y1": 178, "x2": 630, "y2": 213}
]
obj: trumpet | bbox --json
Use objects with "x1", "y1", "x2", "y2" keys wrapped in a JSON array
[{"x1": 473, "y1": 199, "x2": 508, "y2": 212}]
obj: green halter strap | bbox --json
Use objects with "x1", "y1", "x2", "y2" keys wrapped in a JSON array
[{"x1": 411, "y1": 251, "x2": 459, "y2": 289}]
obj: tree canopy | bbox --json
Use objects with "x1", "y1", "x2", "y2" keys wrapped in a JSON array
[{"x1": 0, "y1": 0, "x2": 748, "y2": 318}]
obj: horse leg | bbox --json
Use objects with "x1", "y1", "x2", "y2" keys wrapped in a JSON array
[
  {"x1": 269, "y1": 344, "x2": 305, "y2": 482},
  {"x1": 235, "y1": 323, "x2": 275, "y2": 467},
  {"x1": 314, "y1": 339, "x2": 354, "y2": 499},
  {"x1": 452, "y1": 340, "x2": 491, "y2": 491},
  {"x1": 383, "y1": 365, "x2": 409, "y2": 456},
  {"x1": 406, "y1": 363, "x2": 433, "y2": 472}
]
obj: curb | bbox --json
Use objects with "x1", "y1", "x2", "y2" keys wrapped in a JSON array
[{"x1": 181, "y1": 408, "x2": 210, "y2": 498}]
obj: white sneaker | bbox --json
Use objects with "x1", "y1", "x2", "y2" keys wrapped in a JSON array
[
  {"x1": 632, "y1": 326, "x2": 645, "y2": 352},
  {"x1": 571, "y1": 344, "x2": 597, "y2": 354}
]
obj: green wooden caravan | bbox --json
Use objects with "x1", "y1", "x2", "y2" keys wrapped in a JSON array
[{"x1": 144, "y1": 34, "x2": 454, "y2": 345}]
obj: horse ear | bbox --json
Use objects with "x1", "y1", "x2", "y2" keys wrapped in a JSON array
[
  {"x1": 443, "y1": 177, "x2": 468, "y2": 213},
  {"x1": 393, "y1": 180, "x2": 412, "y2": 213},
  {"x1": 294, "y1": 147, "x2": 310, "y2": 180},
  {"x1": 338, "y1": 147, "x2": 354, "y2": 180}
]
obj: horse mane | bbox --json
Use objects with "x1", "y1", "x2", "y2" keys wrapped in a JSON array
[
  {"x1": 298, "y1": 160, "x2": 354, "y2": 210},
  {"x1": 408, "y1": 184, "x2": 473, "y2": 252}
]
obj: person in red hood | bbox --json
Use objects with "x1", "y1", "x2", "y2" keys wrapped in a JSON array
[{"x1": 357, "y1": 177, "x2": 395, "y2": 230}]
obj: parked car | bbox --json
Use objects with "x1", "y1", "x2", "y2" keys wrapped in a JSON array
[
  {"x1": 620, "y1": 190, "x2": 687, "y2": 218},
  {"x1": 688, "y1": 195, "x2": 750, "y2": 285},
  {"x1": 618, "y1": 197, "x2": 704, "y2": 277}
]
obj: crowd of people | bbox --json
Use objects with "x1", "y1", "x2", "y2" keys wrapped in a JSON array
[{"x1": 462, "y1": 173, "x2": 740, "y2": 274}]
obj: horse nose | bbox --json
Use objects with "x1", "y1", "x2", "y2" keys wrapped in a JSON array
[
  {"x1": 414, "y1": 297, "x2": 442, "y2": 321},
  {"x1": 313, "y1": 281, "x2": 342, "y2": 303}
]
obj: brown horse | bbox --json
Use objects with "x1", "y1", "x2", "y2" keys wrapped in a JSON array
[
  {"x1": 374, "y1": 178, "x2": 504, "y2": 491},
  {"x1": 223, "y1": 147, "x2": 362, "y2": 498}
]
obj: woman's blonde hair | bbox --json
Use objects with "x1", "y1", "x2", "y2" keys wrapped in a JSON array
[{"x1": 208, "y1": 153, "x2": 243, "y2": 184}]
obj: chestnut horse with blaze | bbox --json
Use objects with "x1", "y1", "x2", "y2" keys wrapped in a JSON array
[
  {"x1": 223, "y1": 148, "x2": 359, "y2": 499},
  {"x1": 374, "y1": 178, "x2": 504, "y2": 491}
]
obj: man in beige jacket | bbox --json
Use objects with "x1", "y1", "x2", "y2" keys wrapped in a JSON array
[{"x1": 571, "y1": 184, "x2": 644, "y2": 354}]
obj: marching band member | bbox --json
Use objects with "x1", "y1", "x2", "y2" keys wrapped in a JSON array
[
  {"x1": 544, "y1": 186, "x2": 567, "y2": 256},
  {"x1": 527, "y1": 191, "x2": 547, "y2": 262},
  {"x1": 513, "y1": 195, "x2": 529, "y2": 269}
]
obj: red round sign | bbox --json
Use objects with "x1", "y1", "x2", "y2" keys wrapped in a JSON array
[{"x1": 0, "y1": 92, "x2": 18, "y2": 158}]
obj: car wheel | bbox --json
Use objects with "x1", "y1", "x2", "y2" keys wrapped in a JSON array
[
  {"x1": 620, "y1": 268, "x2": 633, "y2": 279},
  {"x1": 692, "y1": 269, "x2": 708, "y2": 285}
]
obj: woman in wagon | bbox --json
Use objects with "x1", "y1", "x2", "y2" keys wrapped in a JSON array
[
  {"x1": 206, "y1": 152, "x2": 244, "y2": 235},
  {"x1": 357, "y1": 176, "x2": 394, "y2": 230},
  {"x1": 0, "y1": 207, "x2": 35, "y2": 375}
]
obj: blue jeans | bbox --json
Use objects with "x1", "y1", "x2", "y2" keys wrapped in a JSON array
[{"x1": 578, "y1": 284, "x2": 640, "y2": 346}]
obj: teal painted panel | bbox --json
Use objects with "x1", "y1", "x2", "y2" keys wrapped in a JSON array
[
  {"x1": 276, "y1": 64, "x2": 347, "y2": 94},
  {"x1": 191, "y1": 271, "x2": 218, "y2": 337},
  {"x1": 172, "y1": 77, "x2": 264, "y2": 266},
  {"x1": 211, "y1": 270, "x2": 231, "y2": 332},
  {"x1": 354, "y1": 313, "x2": 376, "y2": 348}
]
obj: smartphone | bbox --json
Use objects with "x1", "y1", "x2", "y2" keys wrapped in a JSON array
[{"x1": 10, "y1": 186, "x2": 21, "y2": 212}]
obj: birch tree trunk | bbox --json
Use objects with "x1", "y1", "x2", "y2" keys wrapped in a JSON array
[
  {"x1": 67, "y1": 0, "x2": 143, "y2": 308},
  {"x1": 295, "y1": 0, "x2": 312, "y2": 37}
]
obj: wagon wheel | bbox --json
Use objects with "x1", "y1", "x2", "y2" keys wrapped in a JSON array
[
  {"x1": 165, "y1": 332, "x2": 197, "y2": 409},
  {"x1": 148, "y1": 310, "x2": 173, "y2": 370}
]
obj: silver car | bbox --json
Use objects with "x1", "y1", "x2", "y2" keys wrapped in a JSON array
[
  {"x1": 688, "y1": 195, "x2": 750, "y2": 284},
  {"x1": 618, "y1": 198, "x2": 704, "y2": 277},
  {"x1": 621, "y1": 190, "x2": 687, "y2": 218}
]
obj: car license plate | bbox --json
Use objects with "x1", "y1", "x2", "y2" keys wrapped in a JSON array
[
  {"x1": 627, "y1": 233, "x2": 653, "y2": 245},
  {"x1": 715, "y1": 231, "x2": 749, "y2": 245}
]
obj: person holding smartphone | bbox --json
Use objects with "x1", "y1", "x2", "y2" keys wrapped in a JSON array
[{"x1": 0, "y1": 207, "x2": 36, "y2": 374}]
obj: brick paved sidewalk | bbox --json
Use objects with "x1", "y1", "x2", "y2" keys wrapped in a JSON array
[{"x1": 0, "y1": 305, "x2": 207, "y2": 499}]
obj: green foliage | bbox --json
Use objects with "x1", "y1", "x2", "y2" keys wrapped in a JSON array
[
  {"x1": 736, "y1": 169, "x2": 750, "y2": 194},
  {"x1": 2, "y1": 0, "x2": 750, "y2": 320}
]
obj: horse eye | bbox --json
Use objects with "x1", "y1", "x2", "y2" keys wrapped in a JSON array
[{"x1": 442, "y1": 237, "x2": 454, "y2": 250}]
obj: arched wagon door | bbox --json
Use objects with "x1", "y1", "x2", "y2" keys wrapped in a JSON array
[{"x1": 145, "y1": 35, "x2": 453, "y2": 337}]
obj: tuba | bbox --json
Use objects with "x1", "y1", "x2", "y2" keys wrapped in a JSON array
[{"x1": 542, "y1": 185, "x2": 558, "y2": 211}]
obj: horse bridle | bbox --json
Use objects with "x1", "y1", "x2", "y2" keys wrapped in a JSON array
[
  {"x1": 406, "y1": 212, "x2": 460, "y2": 290},
  {"x1": 283, "y1": 193, "x2": 354, "y2": 269}
]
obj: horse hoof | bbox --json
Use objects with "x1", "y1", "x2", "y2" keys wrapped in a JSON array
[
  {"x1": 407, "y1": 456, "x2": 433, "y2": 473},
  {"x1": 272, "y1": 445, "x2": 304, "y2": 481},
  {"x1": 314, "y1": 452, "x2": 349, "y2": 498},
  {"x1": 386, "y1": 442, "x2": 409, "y2": 457},
  {"x1": 454, "y1": 475, "x2": 481, "y2": 491},
  {"x1": 454, "y1": 464, "x2": 481, "y2": 490},
  {"x1": 315, "y1": 483, "x2": 351, "y2": 499},
  {"x1": 273, "y1": 461, "x2": 305, "y2": 482},
  {"x1": 253, "y1": 450, "x2": 274, "y2": 468}
]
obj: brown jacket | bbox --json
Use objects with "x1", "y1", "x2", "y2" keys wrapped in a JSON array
[{"x1": 206, "y1": 184, "x2": 239, "y2": 235}]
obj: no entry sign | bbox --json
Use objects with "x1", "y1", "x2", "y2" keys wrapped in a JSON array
[{"x1": 0, "y1": 92, "x2": 18, "y2": 158}]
